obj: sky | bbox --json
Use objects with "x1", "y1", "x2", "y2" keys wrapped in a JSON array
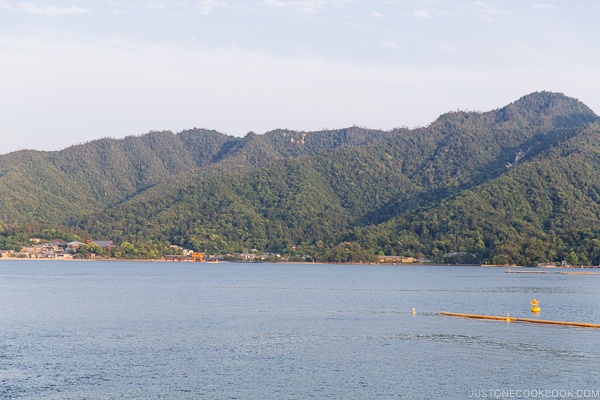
[{"x1": 1, "y1": 0, "x2": 599, "y2": 154}]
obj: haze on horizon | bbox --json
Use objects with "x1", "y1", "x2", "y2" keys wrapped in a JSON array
[{"x1": 1, "y1": 0, "x2": 599, "y2": 154}]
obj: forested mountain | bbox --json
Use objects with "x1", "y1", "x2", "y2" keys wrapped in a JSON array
[
  {"x1": 2, "y1": 91, "x2": 600, "y2": 265},
  {"x1": 0, "y1": 126, "x2": 388, "y2": 225}
]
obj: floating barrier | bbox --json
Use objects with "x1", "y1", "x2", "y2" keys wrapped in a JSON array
[
  {"x1": 505, "y1": 269, "x2": 600, "y2": 275},
  {"x1": 505, "y1": 270, "x2": 548, "y2": 274},
  {"x1": 560, "y1": 271, "x2": 600, "y2": 275},
  {"x1": 440, "y1": 311, "x2": 600, "y2": 329}
]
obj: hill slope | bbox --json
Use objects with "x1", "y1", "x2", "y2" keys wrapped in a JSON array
[
  {"x1": 1, "y1": 91, "x2": 599, "y2": 264},
  {"x1": 0, "y1": 126, "x2": 387, "y2": 226}
]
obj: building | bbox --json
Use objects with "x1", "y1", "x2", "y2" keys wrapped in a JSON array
[{"x1": 91, "y1": 240, "x2": 116, "y2": 249}]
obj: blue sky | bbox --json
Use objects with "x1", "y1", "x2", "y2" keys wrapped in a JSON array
[{"x1": 1, "y1": 1, "x2": 599, "y2": 154}]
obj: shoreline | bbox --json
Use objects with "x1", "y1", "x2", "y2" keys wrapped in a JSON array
[{"x1": 1, "y1": 258, "x2": 598, "y2": 268}]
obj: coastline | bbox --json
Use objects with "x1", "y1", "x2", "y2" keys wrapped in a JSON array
[{"x1": 1, "y1": 258, "x2": 597, "y2": 268}]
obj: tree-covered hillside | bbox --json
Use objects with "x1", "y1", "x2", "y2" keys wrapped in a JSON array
[
  {"x1": 0, "y1": 126, "x2": 386, "y2": 225},
  {"x1": 2, "y1": 91, "x2": 599, "y2": 265}
]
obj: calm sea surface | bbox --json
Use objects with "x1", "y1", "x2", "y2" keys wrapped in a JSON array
[{"x1": 0, "y1": 261, "x2": 599, "y2": 399}]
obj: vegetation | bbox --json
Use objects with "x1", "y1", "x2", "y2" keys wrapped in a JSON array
[{"x1": 2, "y1": 92, "x2": 600, "y2": 265}]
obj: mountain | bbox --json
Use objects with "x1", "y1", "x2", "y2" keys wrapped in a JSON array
[
  {"x1": 1, "y1": 91, "x2": 599, "y2": 265},
  {"x1": 0, "y1": 126, "x2": 388, "y2": 226}
]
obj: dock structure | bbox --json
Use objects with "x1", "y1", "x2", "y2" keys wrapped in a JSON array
[
  {"x1": 165, "y1": 255, "x2": 186, "y2": 262},
  {"x1": 165, "y1": 252, "x2": 205, "y2": 262},
  {"x1": 440, "y1": 311, "x2": 600, "y2": 329}
]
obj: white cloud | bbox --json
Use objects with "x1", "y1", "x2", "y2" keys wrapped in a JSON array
[
  {"x1": 18, "y1": 3, "x2": 90, "y2": 16},
  {"x1": 195, "y1": 0, "x2": 228, "y2": 14},
  {"x1": 440, "y1": 44, "x2": 457, "y2": 52},
  {"x1": 0, "y1": 1, "x2": 12, "y2": 10},
  {"x1": 261, "y1": 0, "x2": 351, "y2": 14},
  {"x1": 262, "y1": 0, "x2": 286, "y2": 8},
  {"x1": 371, "y1": 11, "x2": 384, "y2": 18},
  {"x1": 532, "y1": 3, "x2": 559, "y2": 11},
  {"x1": 460, "y1": 1, "x2": 502, "y2": 22},
  {"x1": 147, "y1": 1, "x2": 166, "y2": 9},
  {"x1": 414, "y1": 9, "x2": 431, "y2": 19},
  {"x1": 380, "y1": 41, "x2": 403, "y2": 50}
]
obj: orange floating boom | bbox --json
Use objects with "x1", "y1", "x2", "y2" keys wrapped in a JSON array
[
  {"x1": 440, "y1": 311, "x2": 516, "y2": 322},
  {"x1": 440, "y1": 311, "x2": 600, "y2": 329}
]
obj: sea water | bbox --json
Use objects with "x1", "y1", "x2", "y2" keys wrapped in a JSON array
[{"x1": 0, "y1": 261, "x2": 598, "y2": 399}]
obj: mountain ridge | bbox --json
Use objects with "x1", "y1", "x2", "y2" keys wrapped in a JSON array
[{"x1": 1, "y1": 91, "x2": 599, "y2": 265}]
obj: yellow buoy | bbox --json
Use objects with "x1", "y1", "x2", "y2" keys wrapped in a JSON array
[
  {"x1": 412, "y1": 307, "x2": 416, "y2": 315},
  {"x1": 531, "y1": 299, "x2": 540, "y2": 313},
  {"x1": 506, "y1": 313, "x2": 511, "y2": 322}
]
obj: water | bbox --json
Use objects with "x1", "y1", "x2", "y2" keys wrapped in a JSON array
[{"x1": 0, "y1": 261, "x2": 599, "y2": 399}]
